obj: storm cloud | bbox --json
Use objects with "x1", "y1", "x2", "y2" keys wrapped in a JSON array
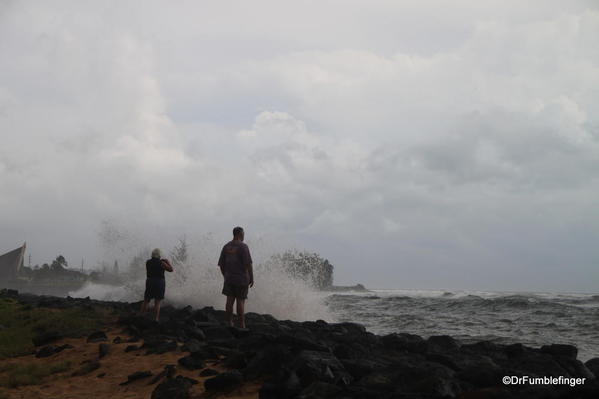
[{"x1": 1, "y1": 0, "x2": 598, "y2": 292}]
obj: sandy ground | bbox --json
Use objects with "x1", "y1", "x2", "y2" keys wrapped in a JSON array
[{"x1": 1, "y1": 328, "x2": 261, "y2": 399}]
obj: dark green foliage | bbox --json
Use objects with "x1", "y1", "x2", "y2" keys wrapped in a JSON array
[
  {"x1": 0, "y1": 298, "x2": 108, "y2": 359},
  {"x1": 0, "y1": 360, "x2": 71, "y2": 388}
]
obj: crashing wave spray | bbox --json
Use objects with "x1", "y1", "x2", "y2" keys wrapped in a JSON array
[{"x1": 71, "y1": 228, "x2": 334, "y2": 322}]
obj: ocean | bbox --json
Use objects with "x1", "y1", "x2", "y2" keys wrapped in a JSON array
[{"x1": 325, "y1": 289, "x2": 599, "y2": 362}]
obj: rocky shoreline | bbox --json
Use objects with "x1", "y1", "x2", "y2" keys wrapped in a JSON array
[{"x1": 1, "y1": 289, "x2": 598, "y2": 398}]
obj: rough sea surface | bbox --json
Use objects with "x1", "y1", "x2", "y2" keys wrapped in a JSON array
[{"x1": 325, "y1": 289, "x2": 599, "y2": 361}]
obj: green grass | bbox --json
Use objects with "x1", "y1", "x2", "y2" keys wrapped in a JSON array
[
  {"x1": 0, "y1": 298, "x2": 111, "y2": 359},
  {"x1": 0, "y1": 360, "x2": 72, "y2": 388}
]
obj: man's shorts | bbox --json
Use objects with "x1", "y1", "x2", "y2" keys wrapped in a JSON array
[
  {"x1": 222, "y1": 282, "x2": 249, "y2": 300},
  {"x1": 144, "y1": 277, "x2": 165, "y2": 300}
]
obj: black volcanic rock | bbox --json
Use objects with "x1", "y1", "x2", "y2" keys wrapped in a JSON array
[
  {"x1": 86, "y1": 331, "x2": 107, "y2": 343},
  {"x1": 36, "y1": 345, "x2": 57, "y2": 358},
  {"x1": 98, "y1": 343, "x2": 110, "y2": 358},
  {"x1": 199, "y1": 368, "x2": 219, "y2": 377},
  {"x1": 2, "y1": 291, "x2": 597, "y2": 399},
  {"x1": 120, "y1": 370, "x2": 153, "y2": 385},
  {"x1": 178, "y1": 354, "x2": 205, "y2": 370},
  {"x1": 204, "y1": 370, "x2": 243, "y2": 391},
  {"x1": 541, "y1": 343, "x2": 578, "y2": 359},
  {"x1": 71, "y1": 360, "x2": 101, "y2": 376},
  {"x1": 152, "y1": 375, "x2": 194, "y2": 399},
  {"x1": 585, "y1": 357, "x2": 599, "y2": 379}
]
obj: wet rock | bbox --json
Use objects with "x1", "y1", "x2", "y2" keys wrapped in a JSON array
[
  {"x1": 380, "y1": 332, "x2": 427, "y2": 353},
  {"x1": 113, "y1": 336, "x2": 123, "y2": 344},
  {"x1": 428, "y1": 335, "x2": 460, "y2": 352},
  {"x1": 585, "y1": 358, "x2": 599, "y2": 379},
  {"x1": 54, "y1": 343, "x2": 74, "y2": 354},
  {"x1": 181, "y1": 338, "x2": 203, "y2": 352},
  {"x1": 203, "y1": 326, "x2": 234, "y2": 340},
  {"x1": 36, "y1": 345, "x2": 57, "y2": 358},
  {"x1": 185, "y1": 326, "x2": 206, "y2": 341},
  {"x1": 297, "y1": 381, "x2": 342, "y2": 399},
  {"x1": 244, "y1": 344, "x2": 291, "y2": 380},
  {"x1": 86, "y1": 331, "x2": 108, "y2": 343},
  {"x1": 72, "y1": 360, "x2": 101, "y2": 376},
  {"x1": 290, "y1": 350, "x2": 352, "y2": 386},
  {"x1": 99, "y1": 343, "x2": 110, "y2": 358},
  {"x1": 259, "y1": 369, "x2": 302, "y2": 399},
  {"x1": 146, "y1": 340, "x2": 177, "y2": 355},
  {"x1": 125, "y1": 345, "x2": 139, "y2": 352},
  {"x1": 120, "y1": 370, "x2": 153, "y2": 385},
  {"x1": 152, "y1": 375, "x2": 194, "y2": 399},
  {"x1": 199, "y1": 368, "x2": 219, "y2": 377},
  {"x1": 541, "y1": 343, "x2": 578, "y2": 359},
  {"x1": 223, "y1": 350, "x2": 248, "y2": 369},
  {"x1": 204, "y1": 370, "x2": 243, "y2": 391},
  {"x1": 228, "y1": 327, "x2": 251, "y2": 339},
  {"x1": 178, "y1": 354, "x2": 206, "y2": 370},
  {"x1": 148, "y1": 365, "x2": 177, "y2": 385}
]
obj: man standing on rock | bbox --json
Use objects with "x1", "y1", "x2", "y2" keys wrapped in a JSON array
[
  {"x1": 218, "y1": 226, "x2": 254, "y2": 328},
  {"x1": 140, "y1": 248, "x2": 173, "y2": 321}
]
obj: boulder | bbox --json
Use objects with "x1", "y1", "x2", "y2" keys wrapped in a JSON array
[
  {"x1": 72, "y1": 360, "x2": 101, "y2": 376},
  {"x1": 36, "y1": 345, "x2": 56, "y2": 358},
  {"x1": 199, "y1": 368, "x2": 219, "y2": 377},
  {"x1": 244, "y1": 344, "x2": 291, "y2": 379},
  {"x1": 223, "y1": 350, "x2": 248, "y2": 369},
  {"x1": 98, "y1": 343, "x2": 110, "y2": 358},
  {"x1": 86, "y1": 331, "x2": 108, "y2": 343},
  {"x1": 541, "y1": 344, "x2": 578, "y2": 359},
  {"x1": 178, "y1": 354, "x2": 206, "y2": 370},
  {"x1": 297, "y1": 381, "x2": 342, "y2": 399},
  {"x1": 181, "y1": 338, "x2": 203, "y2": 353},
  {"x1": 148, "y1": 365, "x2": 177, "y2": 385},
  {"x1": 113, "y1": 336, "x2": 123, "y2": 344},
  {"x1": 204, "y1": 370, "x2": 243, "y2": 391},
  {"x1": 380, "y1": 332, "x2": 427, "y2": 353},
  {"x1": 427, "y1": 335, "x2": 460, "y2": 352},
  {"x1": 259, "y1": 369, "x2": 302, "y2": 399},
  {"x1": 585, "y1": 358, "x2": 599, "y2": 379},
  {"x1": 152, "y1": 375, "x2": 194, "y2": 399},
  {"x1": 120, "y1": 370, "x2": 153, "y2": 385},
  {"x1": 290, "y1": 350, "x2": 352, "y2": 386}
]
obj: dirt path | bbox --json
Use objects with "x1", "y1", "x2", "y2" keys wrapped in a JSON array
[{"x1": 1, "y1": 328, "x2": 261, "y2": 399}]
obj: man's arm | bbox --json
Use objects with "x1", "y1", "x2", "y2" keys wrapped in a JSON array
[
  {"x1": 218, "y1": 247, "x2": 225, "y2": 277},
  {"x1": 161, "y1": 259, "x2": 174, "y2": 272},
  {"x1": 245, "y1": 245, "x2": 254, "y2": 287},
  {"x1": 247, "y1": 262, "x2": 254, "y2": 288}
]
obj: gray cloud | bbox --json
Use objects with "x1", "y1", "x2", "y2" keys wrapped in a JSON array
[{"x1": 1, "y1": 1, "x2": 598, "y2": 292}]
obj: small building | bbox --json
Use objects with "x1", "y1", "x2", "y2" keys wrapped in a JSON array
[{"x1": 0, "y1": 243, "x2": 26, "y2": 280}]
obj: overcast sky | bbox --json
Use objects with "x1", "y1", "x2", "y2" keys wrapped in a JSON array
[{"x1": 1, "y1": 0, "x2": 598, "y2": 292}]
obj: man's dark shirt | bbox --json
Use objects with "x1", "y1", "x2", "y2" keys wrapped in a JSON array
[
  {"x1": 218, "y1": 240, "x2": 252, "y2": 286},
  {"x1": 146, "y1": 258, "x2": 165, "y2": 279}
]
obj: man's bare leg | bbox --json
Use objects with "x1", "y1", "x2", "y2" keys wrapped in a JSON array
[
  {"x1": 225, "y1": 296, "x2": 235, "y2": 327},
  {"x1": 153, "y1": 299, "x2": 162, "y2": 322},
  {"x1": 236, "y1": 299, "x2": 246, "y2": 329}
]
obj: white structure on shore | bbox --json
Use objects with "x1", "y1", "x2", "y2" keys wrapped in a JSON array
[{"x1": 0, "y1": 243, "x2": 26, "y2": 280}]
